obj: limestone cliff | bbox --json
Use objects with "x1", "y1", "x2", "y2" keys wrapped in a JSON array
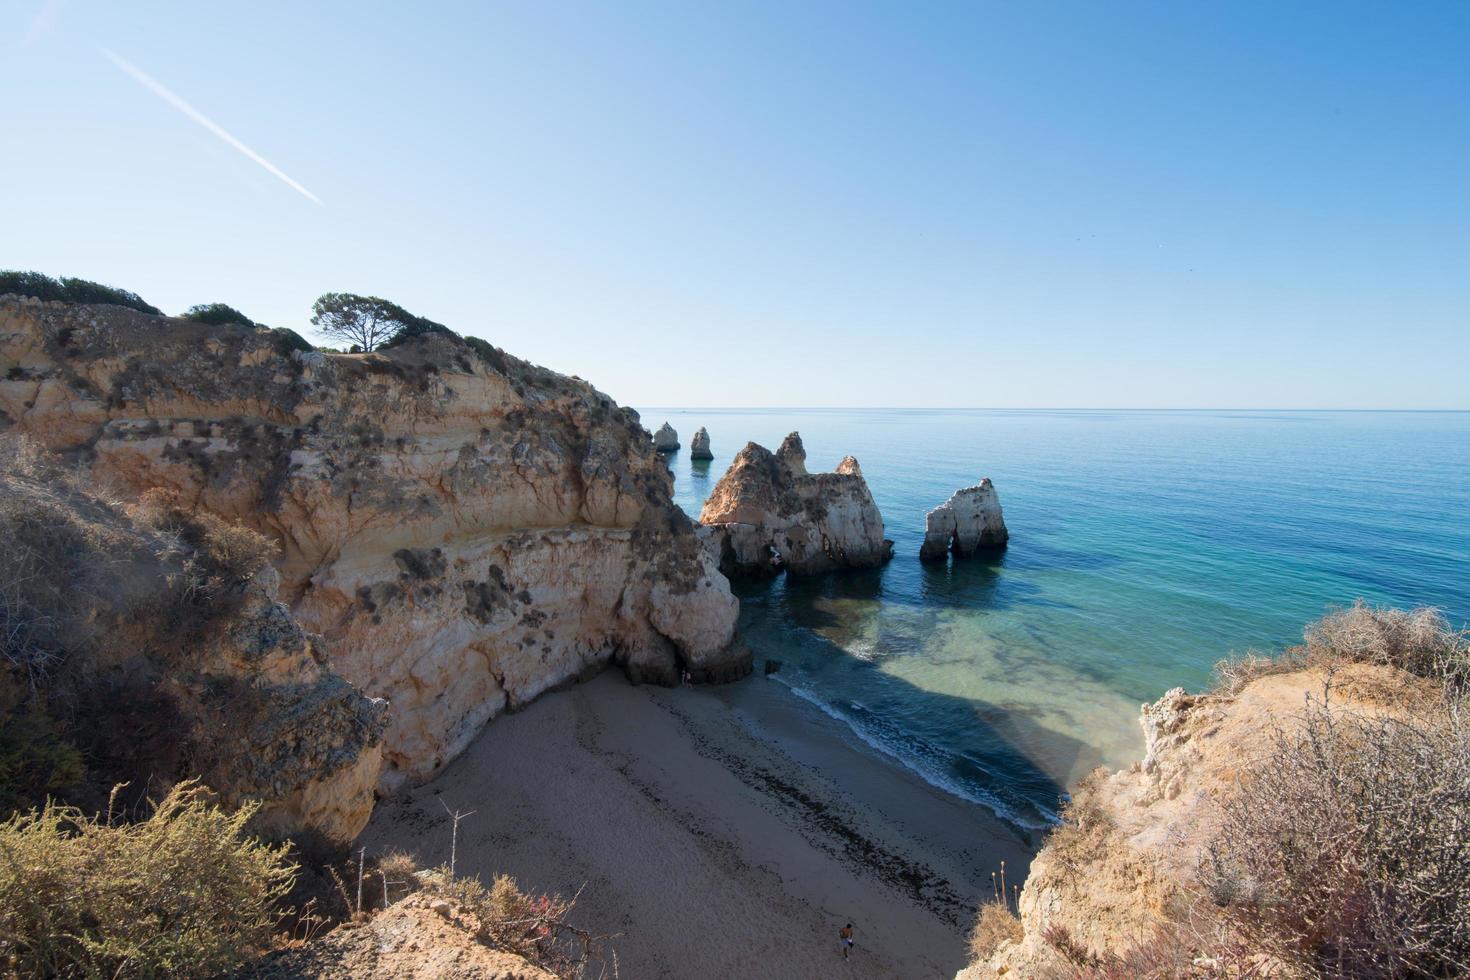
[
  {"x1": 0, "y1": 295, "x2": 746, "y2": 794},
  {"x1": 690, "y1": 426, "x2": 713, "y2": 460},
  {"x1": 698, "y1": 432, "x2": 893, "y2": 577},
  {"x1": 959, "y1": 661, "x2": 1432, "y2": 978},
  {"x1": 920, "y1": 480, "x2": 1008, "y2": 562},
  {"x1": 0, "y1": 448, "x2": 384, "y2": 840},
  {"x1": 652, "y1": 421, "x2": 679, "y2": 452}
]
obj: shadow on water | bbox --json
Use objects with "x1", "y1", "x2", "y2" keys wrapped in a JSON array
[{"x1": 734, "y1": 569, "x2": 1094, "y2": 839}]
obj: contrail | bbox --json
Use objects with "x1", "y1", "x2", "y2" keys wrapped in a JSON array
[{"x1": 102, "y1": 49, "x2": 322, "y2": 205}]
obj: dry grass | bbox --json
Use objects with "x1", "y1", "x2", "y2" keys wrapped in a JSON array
[
  {"x1": 130, "y1": 487, "x2": 278, "y2": 610},
  {"x1": 969, "y1": 900, "x2": 1023, "y2": 961},
  {"x1": 0, "y1": 439, "x2": 137, "y2": 688},
  {"x1": 0, "y1": 781, "x2": 296, "y2": 978},
  {"x1": 1043, "y1": 767, "x2": 1115, "y2": 872},
  {"x1": 1212, "y1": 602, "x2": 1470, "y2": 700},
  {"x1": 434, "y1": 869, "x2": 613, "y2": 978}
]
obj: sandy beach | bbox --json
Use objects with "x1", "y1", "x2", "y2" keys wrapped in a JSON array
[{"x1": 361, "y1": 670, "x2": 1038, "y2": 979}]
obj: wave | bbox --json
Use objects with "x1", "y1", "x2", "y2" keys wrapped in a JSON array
[{"x1": 769, "y1": 674, "x2": 1060, "y2": 831}]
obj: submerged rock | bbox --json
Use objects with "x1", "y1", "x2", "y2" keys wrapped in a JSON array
[
  {"x1": 699, "y1": 432, "x2": 893, "y2": 577},
  {"x1": 690, "y1": 426, "x2": 713, "y2": 460},
  {"x1": 653, "y1": 422, "x2": 680, "y2": 452},
  {"x1": 919, "y1": 480, "x2": 1008, "y2": 562}
]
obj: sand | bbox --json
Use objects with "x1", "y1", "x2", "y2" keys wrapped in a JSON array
[{"x1": 361, "y1": 670, "x2": 1039, "y2": 979}]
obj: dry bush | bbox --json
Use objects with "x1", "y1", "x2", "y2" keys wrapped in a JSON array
[
  {"x1": 434, "y1": 870, "x2": 611, "y2": 978},
  {"x1": 1202, "y1": 697, "x2": 1470, "y2": 977},
  {"x1": 0, "y1": 439, "x2": 134, "y2": 687},
  {"x1": 1045, "y1": 767, "x2": 1114, "y2": 870},
  {"x1": 0, "y1": 780, "x2": 296, "y2": 978},
  {"x1": 1212, "y1": 602, "x2": 1469, "y2": 699},
  {"x1": 130, "y1": 488, "x2": 277, "y2": 603},
  {"x1": 969, "y1": 900, "x2": 1023, "y2": 961}
]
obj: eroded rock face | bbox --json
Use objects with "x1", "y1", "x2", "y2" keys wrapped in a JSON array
[
  {"x1": 653, "y1": 422, "x2": 679, "y2": 452},
  {"x1": 698, "y1": 432, "x2": 892, "y2": 577},
  {"x1": 958, "y1": 663, "x2": 1429, "y2": 978},
  {"x1": 690, "y1": 426, "x2": 713, "y2": 460},
  {"x1": 919, "y1": 480, "x2": 1008, "y2": 562},
  {"x1": 0, "y1": 457, "x2": 384, "y2": 841},
  {"x1": 0, "y1": 296, "x2": 745, "y2": 793}
]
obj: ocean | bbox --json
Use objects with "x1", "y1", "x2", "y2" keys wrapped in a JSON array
[{"x1": 642, "y1": 408, "x2": 1470, "y2": 830}]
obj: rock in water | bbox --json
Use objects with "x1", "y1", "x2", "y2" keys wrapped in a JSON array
[
  {"x1": 0, "y1": 296, "x2": 747, "y2": 795},
  {"x1": 919, "y1": 480, "x2": 1008, "y2": 561},
  {"x1": 690, "y1": 426, "x2": 713, "y2": 460},
  {"x1": 653, "y1": 422, "x2": 680, "y2": 452},
  {"x1": 699, "y1": 432, "x2": 893, "y2": 577}
]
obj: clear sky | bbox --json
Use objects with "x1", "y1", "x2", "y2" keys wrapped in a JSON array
[{"x1": 4, "y1": 2, "x2": 1467, "y2": 408}]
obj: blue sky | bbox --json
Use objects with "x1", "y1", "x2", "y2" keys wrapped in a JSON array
[{"x1": 4, "y1": 1, "x2": 1466, "y2": 408}]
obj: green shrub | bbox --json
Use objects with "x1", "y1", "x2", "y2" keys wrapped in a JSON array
[
  {"x1": 272, "y1": 328, "x2": 315, "y2": 354},
  {"x1": 0, "y1": 270, "x2": 162, "y2": 316},
  {"x1": 0, "y1": 706, "x2": 84, "y2": 814},
  {"x1": 0, "y1": 781, "x2": 296, "y2": 978},
  {"x1": 463, "y1": 335, "x2": 508, "y2": 373},
  {"x1": 182, "y1": 303, "x2": 257, "y2": 328},
  {"x1": 379, "y1": 315, "x2": 457, "y2": 349}
]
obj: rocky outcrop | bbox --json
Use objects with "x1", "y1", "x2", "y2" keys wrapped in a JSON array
[
  {"x1": 0, "y1": 296, "x2": 746, "y2": 795},
  {"x1": 0, "y1": 451, "x2": 384, "y2": 840},
  {"x1": 698, "y1": 432, "x2": 892, "y2": 577},
  {"x1": 652, "y1": 422, "x2": 679, "y2": 452},
  {"x1": 919, "y1": 480, "x2": 1008, "y2": 561},
  {"x1": 690, "y1": 426, "x2": 713, "y2": 460},
  {"x1": 958, "y1": 661, "x2": 1431, "y2": 978},
  {"x1": 776, "y1": 431, "x2": 807, "y2": 475},
  {"x1": 241, "y1": 893, "x2": 558, "y2": 979}
]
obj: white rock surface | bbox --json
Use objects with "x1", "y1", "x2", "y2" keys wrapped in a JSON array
[
  {"x1": 690, "y1": 426, "x2": 713, "y2": 460},
  {"x1": 919, "y1": 479, "x2": 1008, "y2": 561},
  {"x1": 653, "y1": 422, "x2": 680, "y2": 452},
  {"x1": 699, "y1": 433, "x2": 892, "y2": 577}
]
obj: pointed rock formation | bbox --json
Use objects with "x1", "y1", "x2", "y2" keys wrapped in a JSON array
[
  {"x1": 699, "y1": 433, "x2": 892, "y2": 577},
  {"x1": 777, "y1": 431, "x2": 808, "y2": 475},
  {"x1": 690, "y1": 426, "x2": 713, "y2": 460},
  {"x1": 653, "y1": 422, "x2": 680, "y2": 452},
  {"x1": 920, "y1": 480, "x2": 1008, "y2": 561}
]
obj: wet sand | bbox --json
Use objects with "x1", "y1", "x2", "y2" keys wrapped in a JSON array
[{"x1": 361, "y1": 670, "x2": 1038, "y2": 979}]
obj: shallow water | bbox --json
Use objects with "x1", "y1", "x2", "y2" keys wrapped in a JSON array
[{"x1": 642, "y1": 408, "x2": 1470, "y2": 829}]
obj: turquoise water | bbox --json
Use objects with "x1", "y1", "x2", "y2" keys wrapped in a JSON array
[{"x1": 643, "y1": 409, "x2": 1470, "y2": 830}]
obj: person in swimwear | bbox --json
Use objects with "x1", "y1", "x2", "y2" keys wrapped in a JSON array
[{"x1": 839, "y1": 923, "x2": 854, "y2": 960}]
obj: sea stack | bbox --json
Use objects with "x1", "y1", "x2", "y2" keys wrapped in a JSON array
[
  {"x1": 690, "y1": 426, "x2": 714, "y2": 460},
  {"x1": 699, "y1": 432, "x2": 893, "y2": 577},
  {"x1": 919, "y1": 479, "x2": 1008, "y2": 561},
  {"x1": 653, "y1": 422, "x2": 680, "y2": 452}
]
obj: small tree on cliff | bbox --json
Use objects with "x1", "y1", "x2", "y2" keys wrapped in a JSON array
[{"x1": 310, "y1": 293, "x2": 424, "y2": 352}]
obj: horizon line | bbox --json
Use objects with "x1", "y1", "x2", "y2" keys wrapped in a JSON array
[{"x1": 632, "y1": 406, "x2": 1470, "y2": 414}]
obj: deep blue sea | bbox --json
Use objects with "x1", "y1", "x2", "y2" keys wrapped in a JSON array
[{"x1": 641, "y1": 409, "x2": 1470, "y2": 830}]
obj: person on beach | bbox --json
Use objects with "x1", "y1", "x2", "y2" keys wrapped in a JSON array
[{"x1": 839, "y1": 923, "x2": 854, "y2": 960}]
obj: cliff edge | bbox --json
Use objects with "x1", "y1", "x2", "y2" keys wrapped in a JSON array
[{"x1": 0, "y1": 295, "x2": 746, "y2": 794}]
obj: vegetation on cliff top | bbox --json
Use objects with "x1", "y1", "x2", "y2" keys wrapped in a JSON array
[
  {"x1": 974, "y1": 604, "x2": 1470, "y2": 979},
  {"x1": 0, "y1": 270, "x2": 163, "y2": 316}
]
